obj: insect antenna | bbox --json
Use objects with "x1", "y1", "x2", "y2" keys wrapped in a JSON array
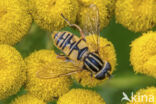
[{"x1": 46, "y1": 32, "x2": 54, "y2": 50}]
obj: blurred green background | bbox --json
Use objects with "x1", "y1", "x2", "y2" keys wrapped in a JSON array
[{"x1": 1, "y1": 17, "x2": 156, "y2": 104}]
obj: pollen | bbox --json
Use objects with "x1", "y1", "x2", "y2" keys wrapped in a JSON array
[
  {"x1": 0, "y1": 44, "x2": 26, "y2": 100},
  {"x1": 11, "y1": 94, "x2": 46, "y2": 104},
  {"x1": 57, "y1": 89, "x2": 106, "y2": 104},
  {"x1": 72, "y1": 34, "x2": 117, "y2": 87},
  {"x1": 25, "y1": 50, "x2": 72, "y2": 102},
  {"x1": 115, "y1": 0, "x2": 156, "y2": 32},
  {"x1": 77, "y1": 0, "x2": 115, "y2": 31},
  {"x1": 130, "y1": 31, "x2": 156, "y2": 78},
  {"x1": 29, "y1": 0, "x2": 79, "y2": 32},
  {"x1": 128, "y1": 87, "x2": 156, "y2": 104},
  {"x1": 0, "y1": 0, "x2": 32, "y2": 45}
]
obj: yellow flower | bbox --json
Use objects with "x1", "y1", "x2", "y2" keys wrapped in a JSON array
[
  {"x1": 109, "y1": 0, "x2": 117, "y2": 16},
  {"x1": 25, "y1": 50, "x2": 72, "y2": 102},
  {"x1": 144, "y1": 55, "x2": 156, "y2": 77},
  {"x1": 72, "y1": 34, "x2": 117, "y2": 87},
  {"x1": 0, "y1": 44, "x2": 26, "y2": 100},
  {"x1": 29, "y1": 0, "x2": 79, "y2": 32},
  {"x1": 11, "y1": 94, "x2": 46, "y2": 104},
  {"x1": 77, "y1": 0, "x2": 114, "y2": 31},
  {"x1": 0, "y1": 0, "x2": 32, "y2": 45},
  {"x1": 130, "y1": 31, "x2": 156, "y2": 78},
  {"x1": 127, "y1": 87, "x2": 156, "y2": 104},
  {"x1": 57, "y1": 89, "x2": 106, "y2": 104},
  {"x1": 115, "y1": 0, "x2": 156, "y2": 32}
]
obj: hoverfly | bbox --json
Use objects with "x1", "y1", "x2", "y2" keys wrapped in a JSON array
[{"x1": 37, "y1": 4, "x2": 111, "y2": 80}]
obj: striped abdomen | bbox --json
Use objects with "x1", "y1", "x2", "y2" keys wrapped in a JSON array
[
  {"x1": 83, "y1": 53, "x2": 104, "y2": 73},
  {"x1": 52, "y1": 31, "x2": 88, "y2": 61},
  {"x1": 83, "y1": 52, "x2": 111, "y2": 80}
]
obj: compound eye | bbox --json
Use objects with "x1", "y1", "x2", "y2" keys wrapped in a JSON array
[
  {"x1": 105, "y1": 62, "x2": 111, "y2": 71},
  {"x1": 95, "y1": 72, "x2": 106, "y2": 80}
]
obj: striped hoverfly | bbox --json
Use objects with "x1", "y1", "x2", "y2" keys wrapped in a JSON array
[{"x1": 37, "y1": 4, "x2": 111, "y2": 80}]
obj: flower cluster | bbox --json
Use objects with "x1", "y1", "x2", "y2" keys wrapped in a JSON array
[
  {"x1": 130, "y1": 31, "x2": 156, "y2": 78},
  {"x1": 29, "y1": 0, "x2": 115, "y2": 32},
  {"x1": 57, "y1": 89, "x2": 106, "y2": 104},
  {"x1": 0, "y1": 0, "x2": 116, "y2": 103},
  {"x1": 0, "y1": 0, "x2": 156, "y2": 104},
  {"x1": 0, "y1": 0, "x2": 32, "y2": 45},
  {"x1": 115, "y1": 0, "x2": 156, "y2": 32},
  {"x1": 29, "y1": 0, "x2": 79, "y2": 32},
  {"x1": 77, "y1": 0, "x2": 115, "y2": 31},
  {"x1": 11, "y1": 94, "x2": 46, "y2": 104},
  {"x1": 0, "y1": 44, "x2": 26, "y2": 100},
  {"x1": 25, "y1": 50, "x2": 72, "y2": 102}
]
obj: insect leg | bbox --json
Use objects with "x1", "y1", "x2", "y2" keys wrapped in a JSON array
[
  {"x1": 86, "y1": 69, "x2": 93, "y2": 77},
  {"x1": 61, "y1": 13, "x2": 85, "y2": 39},
  {"x1": 104, "y1": 44, "x2": 111, "y2": 47},
  {"x1": 107, "y1": 72, "x2": 111, "y2": 79},
  {"x1": 57, "y1": 54, "x2": 69, "y2": 61},
  {"x1": 94, "y1": 50, "x2": 99, "y2": 54},
  {"x1": 90, "y1": 72, "x2": 93, "y2": 77}
]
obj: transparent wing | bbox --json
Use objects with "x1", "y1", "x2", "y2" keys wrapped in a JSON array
[
  {"x1": 46, "y1": 32, "x2": 54, "y2": 50},
  {"x1": 83, "y1": 4, "x2": 100, "y2": 35},
  {"x1": 83, "y1": 4, "x2": 101, "y2": 52},
  {"x1": 36, "y1": 61, "x2": 83, "y2": 79}
]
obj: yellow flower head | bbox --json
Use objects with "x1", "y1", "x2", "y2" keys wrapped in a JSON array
[
  {"x1": 0, "y1": 0, "x2": 32, "y2": 45},
  {"x1": 127, "y1": 87, "x2": 156, "y2": 104},
  {"x1": 77, "y1": 0, "x2": 114, "y2": 31},
  {"x1": 11, "y1": 94, "x2": 46, "y2": 104},
  {"x1": 115, "y1": 0, "x2": 156, "y2": 32},
  {"x1": 57, "y1": 89, "x2": 106, "y2": 104},
  {"x1": 25, "y1": 50, "x2": 72, "y2": 102},
  {"x1": 30, "y1": 0, "x2": 79, "y2": 32},
  {"x1": 72, "y1": 34, "x2": 117, "y2": 87},
  {"x1": 130, "y1": 31, "x2": 156, "y2": 78},
  {"x1": 144, "y1": 55, "x2": 156, "y2": 76},
  {"x1": 0, "y1": 44, "x2": 26, "y2": 100}
]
